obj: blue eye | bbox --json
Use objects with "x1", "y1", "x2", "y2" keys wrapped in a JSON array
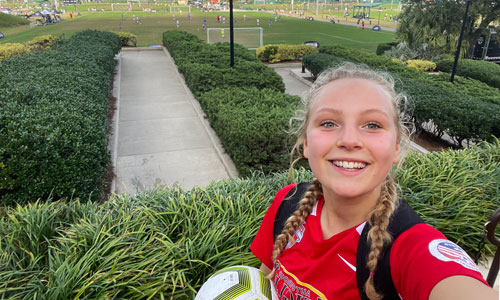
[
  {"x1": 365, "y1": 122, "x2": 382, "y2": 129},
  {"x1": 320, "y1": 121, "x2": 337, "y2": 128}
]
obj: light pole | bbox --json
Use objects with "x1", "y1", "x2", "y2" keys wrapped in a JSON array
[
  {"x1": 450, "y1": 0, "x2": 471, "y2": 83},
  {"x1": 229, "y1": 0, "x2": 234, "y2": 67}
]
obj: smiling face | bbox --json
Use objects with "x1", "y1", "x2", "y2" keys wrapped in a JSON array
[{"x1": 304, "y1": 78, "x2": 401, "y2": 204}]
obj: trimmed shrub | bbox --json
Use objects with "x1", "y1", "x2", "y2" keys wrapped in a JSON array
[
  {"x1": 256, "y1": 44, "x2": 318, "y2": 63},
  {"x1": 198, "y1": 87, "x2": 299, "y2": 176},
  {"x1": 0, "y1": 43, "x2": 28, "y2": 60},
  {"x1": 376, "y1": 41, "x2": 398, "y2": 56},
  {"x1": 111, "y1": 31, "x2": 137, "y2": 47},
  {"x1": 179, "y1": 61, "x2": 285, "y2": 97},
  {"x1": 0, "y1": 30, "x2": 121, "y2": 205},
  {"x1": 0, "y1": 35, "x2": 56, "y2": 61},
  {"x1": 407, "y1": 59, "x2": 436, "y2": 72},
  {"x1": 25, "y1": 35, "x2": 56, "y2": 51},
  {"x1": 436, "y1": 58, "x2": 500, "y2": 90},
  {"x1": 302, "y1": 53, "x2": 347, "y2": 78}
]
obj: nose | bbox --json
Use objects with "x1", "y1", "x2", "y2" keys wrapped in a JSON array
[{"x1": 336, "y1": 124, "x2": 363, "y2": 150}]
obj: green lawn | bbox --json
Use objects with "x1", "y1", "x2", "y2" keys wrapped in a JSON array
[{"x1": 0, "y1": 10, "x2": 395, "y2": 52}]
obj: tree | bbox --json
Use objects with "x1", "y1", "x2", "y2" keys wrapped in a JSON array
[{"x1": 397, "y1": 0, "x2": 500, "y2": 57}]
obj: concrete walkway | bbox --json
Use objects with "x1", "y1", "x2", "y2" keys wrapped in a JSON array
[{"x1": 111, "y1": 48, "x2": 237, "y2": 195}]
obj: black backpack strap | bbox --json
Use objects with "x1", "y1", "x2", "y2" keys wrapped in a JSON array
[
  {"x1": 356, "y1": 200, "x2": 424, "y2": 300},
  {"x1": 273, "y1": 182, "x2": 312, "y2": 240}
]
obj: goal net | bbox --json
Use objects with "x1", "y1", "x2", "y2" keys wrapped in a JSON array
[
  {"x1": 207, "y1": 27, "x2": 263, "y2": 50},
  {"x1": 111, "y1": 3, "x2": 132, "y2": 11},
  {"x1": 169, "y1": 5, "x2": 191, "y2": 13}
]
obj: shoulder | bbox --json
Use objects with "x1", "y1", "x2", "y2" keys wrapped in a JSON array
[
  {"x1": 274, "y1": 184, "x2": 297, "y2": 205},
  {"x1": 390, "y1": 224, "x2": 486, "y2": 300}
]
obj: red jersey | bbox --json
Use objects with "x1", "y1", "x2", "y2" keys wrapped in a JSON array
[{"x1": 251, "y1": 184, "x2": 488, "y2": 300}]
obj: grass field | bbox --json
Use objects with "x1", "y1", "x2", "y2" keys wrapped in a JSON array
[{"x1": 0, "y1": 9, "x2": 395, "y2": 52}]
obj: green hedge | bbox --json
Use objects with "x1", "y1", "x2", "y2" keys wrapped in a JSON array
[
  {"x1": 436, "y1": 58, "x2": 500, "y2": 90},
  {"x1": 0, "y1": 30, "x2": 121, "y2": 205},
  {"x1": 376, "y1": 41, "x2": 398, "y2": 56},
  {"x1": 256, "y1": 44, "x2": 318, "y2": 63},
  {"x1": 198, "y1": 87, "x2": 300, "y2": 176},
  {"x1": 302, "y1": 53, "x2": 345, "y2": 78},
  {"x1": 163, "y1": 31, "x2": 289, "y2": 175},
  {"x1": 0, "y1": 140, "x2": 499, "y2": 298}
]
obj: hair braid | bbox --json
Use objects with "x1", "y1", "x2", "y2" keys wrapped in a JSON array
[
  {"x1": 364, "y1": 176, "x2": 399, "y2": 300},
  {"x1": 267, "y1": 179, "x2": 323, "y2": 279}
]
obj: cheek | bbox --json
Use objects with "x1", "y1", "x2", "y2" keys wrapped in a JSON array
[
  {"x1": 306, "y1": 130, "x2": 332, "y2": 155},
  {"x1": 369, "y1": 134, "x2": 399, "y2": 160}
]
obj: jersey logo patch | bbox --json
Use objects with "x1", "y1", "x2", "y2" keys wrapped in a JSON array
[
  {"x1": 428, "y1": 239, "x2": 479, "y2": 272},
  {"x1": 285, "y1": 223, "x2": 306, "y2": 249}
]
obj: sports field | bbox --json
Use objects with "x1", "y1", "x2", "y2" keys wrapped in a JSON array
[{"x1": 0, "y1": 9, "x2": 395, "y2": 52}]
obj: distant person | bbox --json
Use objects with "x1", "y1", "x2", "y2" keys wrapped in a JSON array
[
  {"x1": 69, "y1": 12, "x2": 73, "y2": 19},
  {"x1": 257, "y1": 18, "x2": 259, "y2": 26},
  {"x1": 243, "y1": 14, "x2": 246, "y2": 21},
  {"x1": 269, "y1": 19, "x2": 272, "y2": 26},
  {"x1": 202, "y1": 22, "x2": 206, "y2": 31},
  {"x1": 176, "y1": 19, "x2": 179, "y2": 28}
]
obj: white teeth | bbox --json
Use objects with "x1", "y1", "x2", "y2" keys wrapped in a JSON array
[{"x1": 333, "y1": 161, "x2": 366, "y2": 169}]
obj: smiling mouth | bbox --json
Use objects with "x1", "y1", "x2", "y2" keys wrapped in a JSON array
[{"x1": 331, "y1": 160, "x2": 367, "y2": 170}]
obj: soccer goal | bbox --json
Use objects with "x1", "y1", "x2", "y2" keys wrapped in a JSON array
[
  {"x1": 207, "y1": 27, "x2": 263, "y2": 50},
  {"x1": 111, "y1": 2, "x2": 132, "y2": 11},
  {"x1": 169, "y1": 5, "x2": 191, "y2": 13}
]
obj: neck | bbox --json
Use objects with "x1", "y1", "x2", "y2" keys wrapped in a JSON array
[{"x1": 320, "y1": 187, "x2": 381, "y2": 239}]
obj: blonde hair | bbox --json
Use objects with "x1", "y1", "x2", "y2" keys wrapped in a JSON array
[{"x1": 272, "y1": 63, "x2": 412, "y2": 300}]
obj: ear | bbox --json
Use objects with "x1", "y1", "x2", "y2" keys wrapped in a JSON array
[
  {"x1": 303, "y1": 137, "x2": 309, "y2": 159},
  {"x1": 392, "y1": 142, "x2": 401, "y2": 164}
]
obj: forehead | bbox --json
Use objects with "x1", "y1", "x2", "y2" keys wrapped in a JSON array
[{"x1": 312, "y1": 78, "x2": 394, "y2": 114}]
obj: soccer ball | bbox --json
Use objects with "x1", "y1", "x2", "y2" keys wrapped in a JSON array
[{"x1": 195, "y1": 265, "x2": 278, "y2": 300}]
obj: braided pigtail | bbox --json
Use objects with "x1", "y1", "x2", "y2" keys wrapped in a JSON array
[
  {"x1": 266, "y1": 179, "x2": 323, "y2": 279},
  {"x1": 364, "y1": 176, "x2": 400, "y2": 300}
]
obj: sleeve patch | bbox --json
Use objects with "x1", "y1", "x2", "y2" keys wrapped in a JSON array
[{"x1": 428, "y1": 239, "x2": 479, "y2": 272}]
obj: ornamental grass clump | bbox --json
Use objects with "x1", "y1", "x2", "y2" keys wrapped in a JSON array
[{"x1": 398, "y1": 139, "x2": 500, "y2": 256}]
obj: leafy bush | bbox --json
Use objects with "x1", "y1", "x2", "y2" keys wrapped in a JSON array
[
  {"x1": 0, "y1": 30, "x2": 121, "y2": 205},
  {"x1": 397, "y1": 76, "x2": 500, "y2": 145},
  {"x1": 0, "y1": 43, "x2": 28, "y2": 60},
  {"x1": 198, "y1": 87, "x2": 300, "y2": 176},
  {"x1": 0, "y1": 141, "x2": 499, "y2": 298},
  {"x1": 376, "y1": 42, "x2": 398, "y2": 56},
  {"x1": 302, "y1": 53, "x2": 345, "y2": 78},
  {"x1": 0, "y1": 35, "x2": 56, "y2": 61},
  {"x1": 428, "y1": 72, "x2": 500, "y2": 105},
  {"x1": 26, "y1": 35, "x2": 56, "y2": 51},
  {"x1": 256, "y1": 44, "x2": 318, "y2": 63},
  {"x1": 436, "y1": 58, "x2": 500, "y2": 90},
  {"x1": 407, "y1": 59, "x2": 436, "y2": 72},
  {"x1": 111, "y1": 31, "x2": 137, "y2": 47}
]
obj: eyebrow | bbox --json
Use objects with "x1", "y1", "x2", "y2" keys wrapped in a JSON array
[{"x1": 316, "y1": 107, "x2": 391, "y2": 118}]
